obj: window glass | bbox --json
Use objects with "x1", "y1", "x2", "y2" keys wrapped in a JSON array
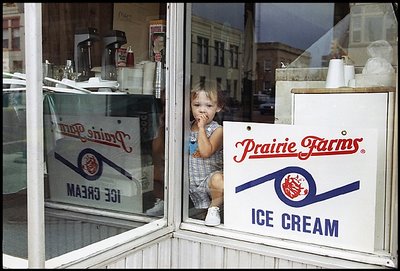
[
  {"x1": 3, "y1": 89, "x2": 27, "y2": 260},
  {"x1": 3, "y1": 3, "x2": 27, "y2": 259},
  {"x1": 187, "y1": 1, "x2": 397, "y2": 257},
  {"x1": 3, "y1": 2, "x2": 167, "y2": 260}
]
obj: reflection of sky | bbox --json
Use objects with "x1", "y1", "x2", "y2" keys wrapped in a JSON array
[
  {"x1": 256, "y1": 3, "x2": 334, "y2": 50},
  {"x1": 193, "y1": 3, "x2": 334, "y2": 50},
  {"x1": 256, "y1": 3, "x2": 339, "y2": 67},
  {"x1": 192, "y1": 3, "x2": 339, "y2": 67},
  {"x1": 192, "y1": 3, "x2": 245, "y2": 30}
]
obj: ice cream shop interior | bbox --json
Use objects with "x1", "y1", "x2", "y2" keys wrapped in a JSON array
[{"x1": 2, "y1": 2, "x2": 398, "y2": 269}]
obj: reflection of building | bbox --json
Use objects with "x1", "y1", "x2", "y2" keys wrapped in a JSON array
[
  {"x1": 191, "y1": 15, "x2": 243, "y2": 103},
  {"x1": 190, "y1": 14, "x2": 312, "y2": 119},
  {"x1": 320, "y1": 3, "x2": 397, "y2": 69},
  {"x1": 347, "y1": 3, "x2": 398, "y2": 68},
  {"x1": 2, "y1": 3, "x2": 25, "y2": 72},
  {"x1": 255, "y1": 42, "x2": 309, "y2": 96}
]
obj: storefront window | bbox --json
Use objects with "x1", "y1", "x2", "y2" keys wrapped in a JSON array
[
  {"x1": 2, "y1": 2, "x2": 397, "y2": 268},
  {"x1": 184, "y1": 1, "x2": 397, "y2": 261},
  {"x1": 3, "y1": 2, "x2": 168, "y2": 261}
]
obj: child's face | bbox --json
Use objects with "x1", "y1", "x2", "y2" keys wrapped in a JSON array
[{"x1": 191, "y1": 90, "x2": 221, "y2": 125}]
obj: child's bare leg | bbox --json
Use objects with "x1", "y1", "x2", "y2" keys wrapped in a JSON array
[{"x1": 209, "y1": 172, "x2": 224, "y2": 207}]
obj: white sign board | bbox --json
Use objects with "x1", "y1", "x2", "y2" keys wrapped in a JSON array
[
  {"x1": 224, "y1": 121, "x2": 378, "y2": 253},
  {"x1": 45, "y1": 115, "x2": 149, "y2": 214}
]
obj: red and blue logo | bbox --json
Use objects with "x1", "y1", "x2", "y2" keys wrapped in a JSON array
[
  {"x1": 235, "y1": 166, "x2": 360, "y2": 207},
  {"x1": 55, "y1": 148, "x2": 133, "y2": 181}
]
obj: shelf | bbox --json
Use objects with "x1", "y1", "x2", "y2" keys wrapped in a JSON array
[{"x1": 291, "y1": 86, "x2": 396, "y2": 94}]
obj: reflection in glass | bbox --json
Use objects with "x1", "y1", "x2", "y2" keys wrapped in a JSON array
[
  {"x1": 3, "y1": 90, "x2": 28, "y2": 259},
  {"x1": 3, "y1": 2, "x2": 168, "y2": 260},
  {"x1": 3, "y1": 2, "x2": 28, "y2": 259}
]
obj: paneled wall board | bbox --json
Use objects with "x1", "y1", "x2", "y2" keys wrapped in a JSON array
[
  {"x1": 125, "y1": 251, "x2": 143, "y2": 268},
  {"x1": 157, "y1": 239, "x2": 172, "y2": 268},
  {"x1": 200, "y1": 243, "x2": 224, "y2": 268},
  {"x1": 142, "y1": 245, "x2": 158, "y2": 269},
  {"x1": 102, "y1": 233, "x2": 387, "y2": 269}
]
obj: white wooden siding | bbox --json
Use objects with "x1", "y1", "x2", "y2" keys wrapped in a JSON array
[
  {"x1": 45, "y1": 216, "x2": 127, "y2": 259},
  {"x1": 98, "y1": 231, "x2": 389, "y2": 269}
]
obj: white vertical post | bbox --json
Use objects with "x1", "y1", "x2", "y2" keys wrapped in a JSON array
[
  {"x1": 166, "y1": 3, "x2": 185, "y2": 229},
  {"x1": 24, "y1": 3, "x2": 45, "y2": 268}
]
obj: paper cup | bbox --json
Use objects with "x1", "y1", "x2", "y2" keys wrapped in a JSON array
[
  {"x1": 344, "y1": 65, "x2": 355, "y2": 87},
  {"x1": 348, "y1": 78, "x2": 356, "y2": 88},
  {"x1": 325, "y1": 59, "x2": 345, "y2": 88}
]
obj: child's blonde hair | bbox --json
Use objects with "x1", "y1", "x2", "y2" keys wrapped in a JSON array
[{"x1": 190, "y1": 80, "x2": 225, "y2": 108}]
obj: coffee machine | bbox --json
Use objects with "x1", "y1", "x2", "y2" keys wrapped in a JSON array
[
  {"x1": 101, "y1": 30, "x2": 127, "y2": 81},
  {"x1": 74, "y1": 27, "x2": 100, "y2": 82}
]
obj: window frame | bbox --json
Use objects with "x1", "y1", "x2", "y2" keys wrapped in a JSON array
[
  {"x1": 196, "y1": 36, "x2": 209, "y2": 64},
  {"x1": 3, "y1": 2, "x2": 397, "y2": 268},
  {"x1": 3, "y1": 16, "x2": 21, "y2": 51},
  {"x1": 263, "y1": 59, "x2": 272, "y2": 71},
  {"x1": 229, "y1": 44, "x2": 239, "y2": 68},
  {"x1": 214, "y1": 40, "x2": 225, "y2": 67}
]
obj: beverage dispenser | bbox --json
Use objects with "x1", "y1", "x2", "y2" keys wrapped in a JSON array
[
  {"x1": 101, "y1": 30, "x2": 127, "y2": 81},
  {"x1": 74, "y1": 27, "x2": 100, "y2": 82}
]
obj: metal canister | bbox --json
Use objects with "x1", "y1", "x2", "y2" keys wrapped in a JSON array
[
  {"x1": 43, "y1": 60, "x2": 54, "y2": 79},
  {"x1": 43, "y1": 60, "x2": 54, "y2": 86}
]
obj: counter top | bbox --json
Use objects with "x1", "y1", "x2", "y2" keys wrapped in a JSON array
[{"x1": 291, "y1": 86, "x2": 396, "y2": 94}]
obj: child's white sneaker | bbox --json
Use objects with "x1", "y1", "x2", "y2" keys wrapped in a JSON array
[
  {"x1": 204, "y1": 206, "x2": 220, "y2": 226},
  {"x1": 145, "y1": 198, "x2": 164, "y2": 216}
]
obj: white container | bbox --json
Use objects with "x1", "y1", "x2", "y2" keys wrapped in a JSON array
[
  {"x1": 344, "y1": 64, "x2": 355, "y2": 86},
  {"x1": 325, "y1": 59, "x2": 345, "y2": 88}
]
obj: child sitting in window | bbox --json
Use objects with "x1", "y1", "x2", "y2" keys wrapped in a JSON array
[{"x1": 189, "y1": 81, "x2": 224, "y2": 226}]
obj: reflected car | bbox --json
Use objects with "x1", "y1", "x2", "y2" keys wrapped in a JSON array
[{"x1": 259, "y1": 97, "x2": 275, "y2": 114}]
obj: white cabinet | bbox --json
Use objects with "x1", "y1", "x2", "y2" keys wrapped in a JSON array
[{"x1": 291, "y1": 87, "x2": 395, "y2": 251}]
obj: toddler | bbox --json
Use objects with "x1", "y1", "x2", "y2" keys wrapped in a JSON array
[{"x1": 189, "y1": 82, "x2": 224, "y2": 226}]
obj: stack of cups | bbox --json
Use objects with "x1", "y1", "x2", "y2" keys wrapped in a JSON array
[
  {"x1": 326, "y1": 58, "x2": 355, "y2": 88},
  {"x1": 153, "y1": 61, "x2": 163, "y2": 99},
  {"x1": 325, "y1": 58, "x2": 345, "y2": 88},
  {"x1": 344, "y1": 64, "x2": 355, "y2": 87}
]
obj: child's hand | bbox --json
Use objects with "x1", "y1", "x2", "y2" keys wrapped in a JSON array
[{"x1": 196, "y1": 114, "x2": 209, "y2": 128}]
